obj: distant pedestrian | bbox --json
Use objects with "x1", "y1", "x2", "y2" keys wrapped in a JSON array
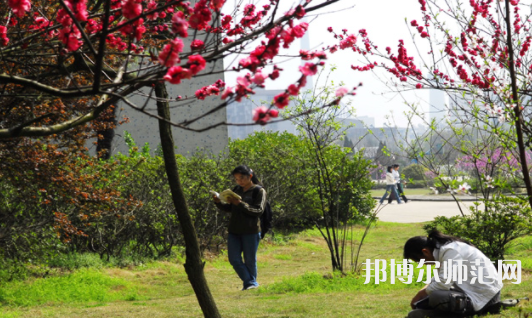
[
  {"x1": 380, "y1": 166, "x2": 402, "y2": 205},
  {"x1": 388, "y1": 164, "x2": 408, "y2": 204}
]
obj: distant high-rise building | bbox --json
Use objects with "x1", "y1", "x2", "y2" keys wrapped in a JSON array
[
  {"x1": 226, "y1": 89, "x2": 298, "y2": 140},
  {"x1": 429, "y1": 85, "x2": 447, "y2": 126}
]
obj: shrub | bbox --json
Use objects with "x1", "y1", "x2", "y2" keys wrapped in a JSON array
[
  {"x1": 0, "y1": 131, "x2": 376, "y2": 265},
  {"x1": 404, "y1": 180, "x2": 427, "y2": 188},
  {"x1": 423, "y1": 195, "x2": 532, "y2": 259},
  {"x1": 227, "y1": 131, "x2": 375, "y2": 230},
  {"x1": 402, "y1": 164, "x2": 427, "y2": 181}
]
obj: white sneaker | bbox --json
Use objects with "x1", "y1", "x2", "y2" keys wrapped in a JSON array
[{"x1": 243, "y1": 284, "x2": 259, "y2": 290}]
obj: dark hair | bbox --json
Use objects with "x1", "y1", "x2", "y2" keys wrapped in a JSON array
[
  {"x1": 403, "y1": 229, "x2": 471, "y2": 261},
  {"x1": 231, "y1": 165, "x2": 262, "y2": 185},
  {"x1": 393, "y1": 164, "x2": 400, "y2": 168},
  {"x1": 387, "y1": 166, "x2": 393, "y2": 173}
]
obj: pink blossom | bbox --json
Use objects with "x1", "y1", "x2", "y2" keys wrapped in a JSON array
[
  {"x1": 416, "y1": 83, "x2": 423, "y2": 89},
  {"x1": 410, "y1": 20, "x2": 418, "y2": 27},
  {"x1": 270, "y1": 68, "x2": 280, "y2": 80},
  {"x1": 195, "y1": 85, "x2": 220, "y2": 100},
  {"x1": 237, "y1": 75, "x2": 251, "y2": 87},
  {"x1": 300, "y1": 49, "x2": 313, "y2": 60},
  {"x1": 164, "y1": 66, "x2": 192, "y2": 84},
  {"x1": 122, "y1": 0, "x2": 143, "y2": 19},
  {"x1": 158, "y1": 38, "x2": 184, "y2": 67},
  {"x1": 58, "y1": 27, "x2": 81, "y2": 51},
  {"x1": 274, "y1": 92, "x2": 290, "y2": 109},
  {"x1": 191, "y1": 39, "x2": 205, "y2": 51},
  {"x1": 188, "y1": 55, "x2": 206, "y2": 75},
  {"x1": 252, "y1": 106, "x2": 270, "y2": 124},
  {"x1": 294, "y1": 5, "x2": 305, "y2": 18},
  {"x1": 234, "y1": 75, "x2": 255, "y2": 102},
  {"x1": 287, "y1": 84, "x2": 299, "y2": 96},
  {"x1": 71, "y1": 0, "x2": 88, "y2": 21},
  {"x1": 420, "y1": 31, "x2": 429, "y2": 38},
  {"x1": 298, "y1": 76, "x2": 307, "y2": 88},
  {"x1": 209, "y1": 0, "x2": 225, "y2": 11},
  {"x1": 292, "y1": 22, "x2": 308, "y2": 38},
  {"x1": 221, "y1": 86, "x2": 234, "y2": 100},
  {"x1": 221, "y1": 15, "x2": 232, "y2": 29},
  {"x1": 239, "y1": 55, "x2": 260, "y2": 72},
  {"x1": 8, "y1": 0, "x2": 31, "y2": 18},
  {"x1": 280, "y1": 28, "x2": 295, "y2": 46},
  {"x1": 269, "y1": 109, "x2": 279, "y2": 118},
  {"x1": 171, "y1": 11, "x2": 189, "y2": 38},
  {"x1": 315, "y1": 51, "x2": 327, "y2": 59},
  {"x1": 252, "y1": 69, "x2": 267, "y2": 85},
  {"x1": 339, "y1": 34, "x2": 357, "y2": 49},
  {"x1": 299, "y1": 63, "x2": 318, "y2": 76},
  {"x1": 335, "y1": 87, "x2": 348, "y2": 97},
  {"x1": 189, "y1": 0, "x2": 212, "y2": 30},
  {"x1": 0, "y1": 26, "x2": 9, "y2": 46}
]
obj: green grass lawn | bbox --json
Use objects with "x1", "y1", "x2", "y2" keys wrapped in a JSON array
[{"x1": 0, "y1": 222, "x2": 530, "y2": 318}]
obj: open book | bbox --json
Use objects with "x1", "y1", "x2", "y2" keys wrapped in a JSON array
[{"x1": 210, "y1": 189, "x2": 242, "y2": 204}]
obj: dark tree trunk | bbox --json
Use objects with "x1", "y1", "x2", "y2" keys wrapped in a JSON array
[
  {"x1": 96, "y1": 106, "x2": 117, "y2": 160},
  {"x1": 504, "y1": 0, "x2": 532, "y2": 208},
  {"x1": 155, "y1": 82, "x2": 221, "y2": 318}
]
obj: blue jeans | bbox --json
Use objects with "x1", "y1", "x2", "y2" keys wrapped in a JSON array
[
  {"x1": 228, "y1": 232, "x2": 261, "y2": 288},
  {"x1": 380, "y1": 185, "x2": 402, "y2": 204}
]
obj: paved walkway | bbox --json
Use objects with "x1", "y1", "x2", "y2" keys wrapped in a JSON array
[{"x1": 374, "y1": 195, "x2": 484, "y2": 223}]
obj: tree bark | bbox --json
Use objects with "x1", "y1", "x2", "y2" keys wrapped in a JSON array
[
  {"x1": 155, "y1": 82, "x2": 221, "y2": 318},
  {"x1": 504, "y1": 0, "x2": 532, "y2": 208},
  {"x1": 96, "y1": 106, "x2": 117, "y2": 160}
]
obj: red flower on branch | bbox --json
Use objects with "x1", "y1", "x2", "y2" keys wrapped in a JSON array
[
  {"x1": 299, "y1": 63, "x2": 318, "y2": 76},
  {"x1": 171, "y1": 11, "x2": 189, "y2": 38},
  {"x1": 187, "y1": 55, "x2": 207, "y2": 75},
  {"x1": 164, "y1": 66, "x2": 192, "y2": 84},
  {"x1": 191, "y1": 39, "x2": 205, "y2": 51},
  {"x1": 8, "y1": 0, "x2": 31, "y2": 18},
  {"x1": 158, "y1": 38, "x2": 184, "y2": 67},
  {"x1": 274, "y1": 92, "x2": 290, "y2": 109},
  {"x1": 122, "y1": 0, "x2": 142, "y2": 19}
]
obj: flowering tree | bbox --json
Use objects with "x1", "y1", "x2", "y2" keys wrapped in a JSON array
[
  {"x1": 456, "y1": 147, "x2": 532, "y2": 177},
  {"x1": 339, "y1": 0, "x2": 532, "y2": 207},
  {"x1": 0, "y1": 0, "x2": 364, "y2": 316}
]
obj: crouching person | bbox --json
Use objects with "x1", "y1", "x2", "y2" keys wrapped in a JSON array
[{"x1": 404, "y1": 230, "x2": 502, "y2": 318}]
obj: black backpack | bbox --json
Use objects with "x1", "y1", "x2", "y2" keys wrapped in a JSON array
[{"x1": 252, "y1": 186, "x2": 273, "y2": 239}]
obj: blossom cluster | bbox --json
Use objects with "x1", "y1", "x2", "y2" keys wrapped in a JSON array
[
  {"x1": 3, "y1": 0, "x2": 355, "y2": 126},
  {"x1": 195, "y1": 79, "x2": 225, "y2": 100}
]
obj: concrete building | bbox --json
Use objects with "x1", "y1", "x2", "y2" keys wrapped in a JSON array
[
  {"x1": 108, "y1": 30, "x2": 228, "y2": 157},
  {"x1": 428, "y1": 85, "x2": 448, "y2": 126}
]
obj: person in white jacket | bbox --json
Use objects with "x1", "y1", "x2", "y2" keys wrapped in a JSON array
[
  {"x1": 387, "y1": 164, "x2": 408, "y2": 203},
  {"x1": 379, "y1": 166, "x2": 402, "y2": 204},
  {"x1": 404, "y1": 230, "x2": 503, "y2": 318}
]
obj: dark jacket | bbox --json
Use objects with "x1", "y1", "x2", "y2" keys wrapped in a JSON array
[{"x1": 215, "y1": 185, "x2": 266, "y2": 235}]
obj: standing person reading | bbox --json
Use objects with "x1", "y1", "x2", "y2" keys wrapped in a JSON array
[
  {"x1": 404, "y1": 230, "x2": 502, "y2": 318},
  {"x1": 379, "y1": 166, "x2": 402, "y2": 205},
  {"x1": 213, "y1": 165, "x2": 266, "y2": 290}
]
